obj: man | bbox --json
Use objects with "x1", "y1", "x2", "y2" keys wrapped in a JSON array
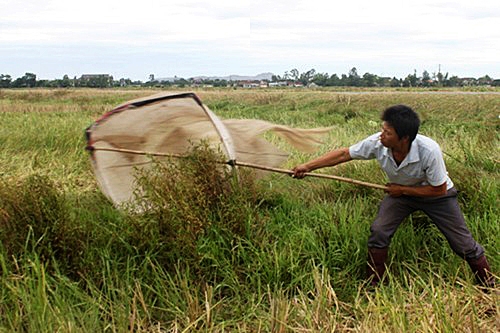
[{"x1": 292, "y1": 105, "x2": 494, "y2": 288}]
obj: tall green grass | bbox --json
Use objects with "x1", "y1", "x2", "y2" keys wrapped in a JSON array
[{"x1": 0, "y1": 88, "x2": 498, "y2": 332}]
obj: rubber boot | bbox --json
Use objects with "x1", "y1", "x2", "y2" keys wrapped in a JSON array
[
  {"x1": 467, "y1": 255, "x2": 495, "y2": 289},
  {"x1": 367, "y1": 247, "x2": 388, "y2": 286}
]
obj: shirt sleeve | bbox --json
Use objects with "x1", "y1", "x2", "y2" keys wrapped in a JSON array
[
  {"x1": 424, "y1": 147, "x2": 449, "y2": 186},
  {"x1": 349, "y1": 133, "x2": 380, "y2": 160}
]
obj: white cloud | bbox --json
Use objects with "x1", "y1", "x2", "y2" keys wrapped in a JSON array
[
  {"x1": 0, "y1": 0, "x2": 498, "y2": 79},
  {"x1": 1, "y1": 0, "x2": 250, "y2": 44}
]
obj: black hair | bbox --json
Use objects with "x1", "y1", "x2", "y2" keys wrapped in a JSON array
[{"x1": 381, "y1": 105, "x2": 420, "y2": 143}]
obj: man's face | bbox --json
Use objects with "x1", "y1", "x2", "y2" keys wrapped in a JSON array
[{"x1": 380, "y1": 122, "x2": 400, "y2": 148}]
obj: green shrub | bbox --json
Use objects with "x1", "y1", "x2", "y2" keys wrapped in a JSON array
[
  {"x1": 0, "y1": 174, "x2": 87, "y2": 277},
  {"x1": 127, "y1": 143, "x2": 257, "y2": 273}
]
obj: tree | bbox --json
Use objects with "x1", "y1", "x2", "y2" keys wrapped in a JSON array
[
  {"x1": 347, "y1": 67, "x2": 361, "y2": 86},
  {"x1": 312, "y1": 72, "x2": 329, "y2": 86},
  {"x1": 12, "y1": 72, "x2": 37, "y2": 88},
  {"x1": 213, "y1": 79, "x2": 228, "y2": 87},
  {"x1": 422, "y1": 70, "x2": 431, "y2": 87},
  {"x1": 290, "y1": 68, "x2": 299, "y2": 81},
  {"x1": 403, "y1": 70, "x2": 418, "y2": 87},
  {"x1": 60, "y1": 74, "x2": 72, "y2": 88},
  {"x1": 436, "y1": 71, "x2": 447, "y2": 86},
  {"x1": 144, "y1": 77, "x2": 159, "y2": 87},
  {"x1": 26, "y1": 73, "x2": 37, "y2": 87},
  {"x1": 390, "y1": 77, "x2": 402, "y2": 87},
  {"x1": 175, "y1": 78, "x2": 189, "y2": 88},
  {"x1": 362, "y1": 72, "x2": 378, "y2": 87},
  {"x1": 340, "y1": 74, "x2": 348, "y2": 86},
  {"x1": 327, "y1": 74, "x2": 340, "y2": 86},
  {"x1": 478, "y1": 75, "x2": 492, "y2": 85},
  {"x1": 25, "y1": 73, "x2": 37, "y2": 87},
  {"x1": 79, "y1": 74, "x2": 113, "y2": 88},
  {"x1": 299, "y1": 68, "x2": 316, "y2": 85},
  {"x1": 118, "y1": 78, "x2": 133, "y2": 87},
  {"x1": 446, "y1": 75, "x2": 460, "y2": 87},
  {"x1": 0, "y1": 74, "x2": 12, "y2": 88}
]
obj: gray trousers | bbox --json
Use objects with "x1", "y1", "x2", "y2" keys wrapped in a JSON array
[{"x1": 368, "y1": 187, "x2": 484, "y2": 260}]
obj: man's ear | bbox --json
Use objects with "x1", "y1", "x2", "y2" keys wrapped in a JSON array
[{"x1": 400, "y1": 135, "x2": 410, "y2": 143}]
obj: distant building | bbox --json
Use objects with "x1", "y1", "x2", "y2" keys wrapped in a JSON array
[
  {"x1": 459, "y1": 78, "x2": 476, "y2": 86},
  {"x1": 239, "y1": 80, "x2": 260, "y2": 88},
  {"x1": 269, "y1": 81, "x2": 288, "y2": 87}
]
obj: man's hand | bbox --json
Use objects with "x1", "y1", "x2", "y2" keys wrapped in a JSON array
[
  {"x1": 385, "y1": 183, "x2": 405, "y2": 197},
  {"x1": 291, "y1": 164, "x2": 310, "y2": 179}
]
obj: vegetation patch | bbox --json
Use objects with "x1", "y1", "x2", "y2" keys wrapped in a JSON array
[{"x1": 0, "y1": 88, "x2": 498, "y2": 332}]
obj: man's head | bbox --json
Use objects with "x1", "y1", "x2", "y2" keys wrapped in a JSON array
[{"x1": 381, "y1": 105, "x2": 420, "y2": 144}]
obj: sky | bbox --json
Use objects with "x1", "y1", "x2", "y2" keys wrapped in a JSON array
[{"x1": 1, "y1": 0, "x2": 499, "y2": 81}]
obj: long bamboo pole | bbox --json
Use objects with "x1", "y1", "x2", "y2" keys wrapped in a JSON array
[
  {"x1": 88, "y1": 146, "x2": 388, "y2": 191},
  {"x1": 234, "y1": 160, "x2": 387, "y2": 190}
]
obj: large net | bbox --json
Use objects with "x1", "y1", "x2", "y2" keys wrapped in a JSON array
[{"x1": 86, "y1": 92, "x2": 331, "y2": 206}]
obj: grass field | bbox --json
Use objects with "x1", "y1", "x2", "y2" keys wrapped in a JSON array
[{"x1": 0, "y1": 88, "x2": 498, "y2": 332}]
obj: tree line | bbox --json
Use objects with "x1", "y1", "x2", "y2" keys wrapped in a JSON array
[
  {"x1": 0, "y1": 68, "x2": 498, "y2": 89},
  {"x1": 271, "y1": 68, "x2": 497, "y2": 87}
]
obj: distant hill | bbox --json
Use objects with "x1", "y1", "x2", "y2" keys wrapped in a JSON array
[{"x1": 157, "y1": 72, "x2": 274, "y2": 82}]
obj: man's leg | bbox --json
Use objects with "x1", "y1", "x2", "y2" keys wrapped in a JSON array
[
  {"x1": 420, "y1": 188, "x2": 494, "y2": 287},
  {"x1": 367, "y1": 195, "x2": 415, "y2": 285}
]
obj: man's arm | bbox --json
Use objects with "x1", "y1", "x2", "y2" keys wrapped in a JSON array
[
  {"x1": 385, "y1": 182, "x2": 447, "y2": 197},
  {"x1": 292, "y1": 147, "x2": 352, "y2": 178}
]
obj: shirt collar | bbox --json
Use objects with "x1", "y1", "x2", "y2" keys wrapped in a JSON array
[
  {"x1": 381, "y1": 137, "x2": 420, "y2": 166},
  {"x1": 406, "y1": 138, "x2": 420, "y2": 163}
]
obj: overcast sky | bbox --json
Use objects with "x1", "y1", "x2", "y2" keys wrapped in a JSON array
[{"x1": 1, "y1": 0, "x2": 499, "y2": 81}]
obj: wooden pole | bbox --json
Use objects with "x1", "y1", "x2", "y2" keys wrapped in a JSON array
[
  {"x1": 233, "y1": 160, "x2": 388, "y2": 191},
  {"x1": 89, "y1": 146, "x2": 388, "y2": 191},
  {"x1": 88, "y1": 146, "x2": 185, "y2": 158}
]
